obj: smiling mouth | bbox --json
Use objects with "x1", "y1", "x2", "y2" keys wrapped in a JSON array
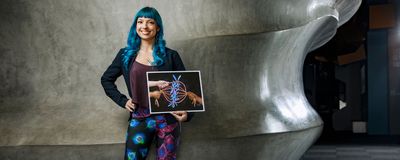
[{"x1": 140, "y1": 31, "x2": 150, "y2": 35}]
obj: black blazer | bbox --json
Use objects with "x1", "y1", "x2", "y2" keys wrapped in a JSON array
[{"x1": 101, "y1": 47, "x2": 193, "y2": 122}]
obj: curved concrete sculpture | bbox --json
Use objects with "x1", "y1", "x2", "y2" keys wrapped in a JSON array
[
  {"x1": 0, "y1": 0, "x2": 361, "y2": 159},
  {"x1": 138, "y1": 0, "x2": 361, "y2": 159}
]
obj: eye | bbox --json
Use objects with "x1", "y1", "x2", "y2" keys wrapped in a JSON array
[
  {"x1": 149, "y1": 21, "x2": 155, "y2": 24},
  {"x1": 137, "y1": 20, "x2": 143, "y2": 24}
]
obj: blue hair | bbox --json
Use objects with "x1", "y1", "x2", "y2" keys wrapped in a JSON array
[{"x1": 122, "y1": 7, "x2": 166, "y2": 70}]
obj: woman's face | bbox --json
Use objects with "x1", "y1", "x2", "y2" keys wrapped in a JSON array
[{"x1": 136, "y1": 17, "x2": 159, "y2": 42}]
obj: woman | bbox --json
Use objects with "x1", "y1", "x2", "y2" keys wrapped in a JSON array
[{"x1": 101, "y1": 7, "x2": 192, "y2": 160}]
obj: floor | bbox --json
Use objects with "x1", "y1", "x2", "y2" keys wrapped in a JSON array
[
  {"x1": 302, "y1": 145, "x2": 400, "y2": 160},
  {"x1": 0, "y1": 144, "x2": 124, "y2": 160},
  {"x1": 302, "y1": 132, "x2": 400, "y2": 160},
  {"x1": 1, "y1": 133, "x2": 400, "y2": 160}
]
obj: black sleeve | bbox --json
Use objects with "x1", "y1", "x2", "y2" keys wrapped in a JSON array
[
  {"x1": 100, "y1": 49, "x2": 129, "y2": 108},
  {"x1": 172, "y1": 50, "x2": 195, "y2": 122}
]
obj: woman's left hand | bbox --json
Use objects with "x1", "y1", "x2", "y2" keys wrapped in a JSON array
[{"x1": 171, "y1": 111, "x2": 188, "y2": 122}]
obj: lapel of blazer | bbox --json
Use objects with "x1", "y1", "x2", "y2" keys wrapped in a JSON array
[{"x1": 155, "y1": 54, "x2": 169, "y2": 71}]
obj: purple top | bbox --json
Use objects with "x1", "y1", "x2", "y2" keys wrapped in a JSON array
[{"x1": 129, "y1": 60, "x2": 156, "y2": 118}]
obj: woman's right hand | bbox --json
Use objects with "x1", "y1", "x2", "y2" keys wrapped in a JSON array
[{"x1": 125, "y1": 99, "x2": 135, "y2": 112}]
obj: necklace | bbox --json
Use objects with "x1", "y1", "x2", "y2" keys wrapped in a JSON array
[{"x1": 137, "y1": 50, "x2": 153, "y2": 65}]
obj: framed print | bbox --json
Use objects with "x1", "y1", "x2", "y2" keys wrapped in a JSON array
[{"x1": 147, "y1": 70, "x2": 205, "y2": 114}]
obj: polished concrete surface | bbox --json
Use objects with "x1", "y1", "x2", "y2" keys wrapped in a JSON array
[
  {"x1": 2, "y1": 142, "x2": 399, "y2": 160},
  {"x1": 0, "y1": 144, "x2": 125, "y2": 160},
  {"x1": 0, "y1": 127, "x2": 321, "y2": 160}
]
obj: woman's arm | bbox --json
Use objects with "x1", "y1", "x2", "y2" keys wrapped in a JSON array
[{"x1": 100, "y1": 49, "x2": 129, "y2": 108}]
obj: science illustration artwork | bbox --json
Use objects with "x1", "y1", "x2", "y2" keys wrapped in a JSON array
[{"x1": 147, "y1": 71, "x2": 205, "y2": 114}]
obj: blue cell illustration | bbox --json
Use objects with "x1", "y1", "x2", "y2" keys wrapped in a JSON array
[
  {"x1": 133, "y1": 133, "x2": 146, "y2": 145},
  {"x1": 130, "y1": 119, "x2": 140, "y2": 128},
  {"x1": 127, "y1": 149, "x2": 136, "y2": 160},
  {"x1": 139, "y1": 148, "x2": 148, "y2": 158},
  {"x1": 168, "y1": 74, "x2": 182, "y2": 108},
  {"x1": 146, "y1": 118, "x2": 156, "y2": 129}
]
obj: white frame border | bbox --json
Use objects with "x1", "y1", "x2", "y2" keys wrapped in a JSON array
[{"x1": 146, "y1": 70, "x2": 205, "y2": 114}]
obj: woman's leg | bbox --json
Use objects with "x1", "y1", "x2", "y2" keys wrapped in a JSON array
[
  {"x1": 155, "y1": 121, "x2": 180, "y2": 160},
  {"x1": 125, "y1": 117, "x2": 157, "y2": 160}
]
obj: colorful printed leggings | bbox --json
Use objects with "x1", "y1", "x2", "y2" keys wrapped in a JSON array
[{"x1": 125, "y1": 115, "x2": 180, "y2": 160}]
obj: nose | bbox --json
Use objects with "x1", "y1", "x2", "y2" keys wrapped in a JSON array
[
  {"x1": 143, "y1": 23, "x2": 148, "y2": 28},
  {"x1": 139, "y1": 23, "x2": 148, "y2": 29},
  {"x1": 138, "y1": 22, "x2": 148, "y2": 29}
]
